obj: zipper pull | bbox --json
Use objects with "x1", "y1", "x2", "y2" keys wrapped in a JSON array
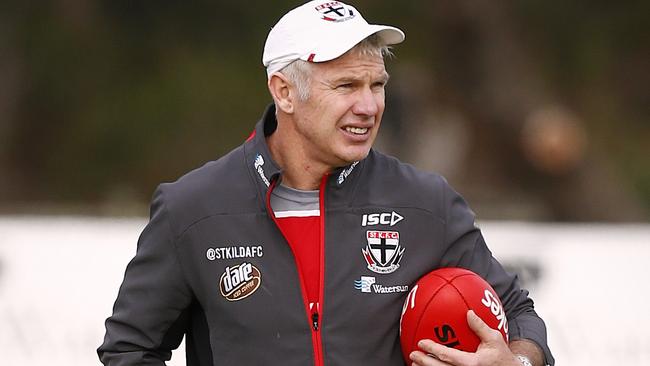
[
  {"x1": 312, "y1": 311, "x2": 319, "y2": 331},
  {"x1": 310, "y1": 302, "x2": 320, "y2": 331}
]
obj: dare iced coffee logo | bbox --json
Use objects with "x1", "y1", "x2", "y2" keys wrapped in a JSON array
[{"x1": 219, "y1": 262, "x2": 262, "y2": 301}]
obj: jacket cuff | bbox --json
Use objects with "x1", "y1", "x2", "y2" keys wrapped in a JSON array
[{"x1": 508, "y1": 314, "x2": 555, "y2": 365}]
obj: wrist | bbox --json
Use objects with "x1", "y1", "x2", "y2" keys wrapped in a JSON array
[
  {"x1": 515, "y1": 354, "x2": 533, "y2": 366},
  {"x1": 509, "y1": 339, "x2": 544, "y2": 366}
]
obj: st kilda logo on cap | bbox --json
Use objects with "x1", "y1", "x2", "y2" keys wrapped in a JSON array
[
  {"x1": 219, "y1": 262, "x2": 261, "y2": 301},
  {"x1": 315, "y1": 1, "x2": 356, "y2": 22}
]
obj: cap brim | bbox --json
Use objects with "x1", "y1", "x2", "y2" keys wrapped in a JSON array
[
  {"x1": 302, "y1": 24, "x2": 405, "y2": 63},
  {"x1": 373, "y1": 25, "x2": 406, "y2": 46}
]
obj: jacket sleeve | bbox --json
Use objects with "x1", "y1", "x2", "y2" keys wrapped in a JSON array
[
  {"x1": 438, "y1": 180, "x2": 555, "y2": 366},
  {"x1": 98, "y1": 186, "x2": 194, "y2": 365}
]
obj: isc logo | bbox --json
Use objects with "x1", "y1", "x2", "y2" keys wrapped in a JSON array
[
  {"x1": 481, "y1": 289, "x2": 508, "y2": 335},
  {"x1": 362, "y1": 211, "x2": 404, "y2": 227}
]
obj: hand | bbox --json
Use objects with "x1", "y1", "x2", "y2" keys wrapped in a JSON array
[{"x1": 409, "y1": 310, "x2": 521, "y2": 366}]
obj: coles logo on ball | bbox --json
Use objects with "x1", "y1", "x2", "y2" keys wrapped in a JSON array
[
  {"x1": 481, "y1": 288, "x2": 508, "y2": 334},
  {"x1": 219, "y1": 262, "x2": 261, "y2": 301}
]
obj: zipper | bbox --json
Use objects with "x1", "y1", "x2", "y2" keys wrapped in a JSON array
[
  {"x1": 312, "y1": 312, "x2": 319, "y2": 331},
  {"x1": 310, "y1": 302, "x2": 320, "y2": 331},
  {"x1": 312, "y1": 174, "x2": 329, "y2": 366},
  {"x1": 311, "y1": 303, "x2": 323, "y2": 366},
  {"x1": 265, "y1": 176, "x2": 328, "y2": 366}
]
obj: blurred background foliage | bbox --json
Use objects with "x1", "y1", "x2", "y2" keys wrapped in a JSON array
[{"x1": 0, "y1": 0, "x2": 648, "y2": 221}]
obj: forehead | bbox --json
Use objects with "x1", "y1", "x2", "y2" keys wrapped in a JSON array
[{"x1": 313, "y1": 51, "x2": 387, "y2": 80}]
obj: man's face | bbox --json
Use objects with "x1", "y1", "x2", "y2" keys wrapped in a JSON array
[{"x1": 292, "y1": 50, "x2": 388, "y2": 169}]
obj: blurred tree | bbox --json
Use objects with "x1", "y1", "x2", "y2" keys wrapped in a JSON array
[{"x1": 0, "y1": 0, "x2": 647, "y2": 221}]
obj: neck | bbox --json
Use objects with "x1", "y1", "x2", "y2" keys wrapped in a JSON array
[
  {"x1": 266, "y1": 119, "x2": 330, "y2": 191},
  {"x1": 273, "y1": 151, "x2": 328, "y2": 191},
  {"x1": 279, "y1": 167, "x2": 325, "y2": 191}
]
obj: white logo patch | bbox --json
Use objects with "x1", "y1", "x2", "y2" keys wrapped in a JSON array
[
  {"x1": 206, "y1": 246, "x2": 264, "y2": 261},
  {"x1": 254, "y1": 154, "x2": 270, "y2": 187},
  {"x1": 482, "y1": 289, "x2": 509, "y2": 336},
  {"x1": 337, "y1": 161, "x2": 359, "y2": 185},
  {"x1": 354, "y1": 276, "x2": 409, "y2": 294},
  {"x1": 354, "y1": 276, "x2": 376, "y2": 293},
  {"x1": 361, "y1": 211, "x2": 404, "y2": 227}
]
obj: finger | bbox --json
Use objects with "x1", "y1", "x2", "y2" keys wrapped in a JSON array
[
  {"x1": 466, "y1": 310, "x2": 501, "y2": 343},
  {"x1": 409, "y1": 350, "x2": 450, "y2": 366},
  {"x1": 415, "y1": 339, "x2": 473, "y2": 365}
]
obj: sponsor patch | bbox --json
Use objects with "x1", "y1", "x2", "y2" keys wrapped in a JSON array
[
  {"x1": 206, "y1": 246, "x2": 264, "y2": 261},
  {"x1": 315, "y1": 2, "x2": 356, "y2": 23},
  {"x1": 482, "y1": 289, "x2": 508, "y2": 334},
  {"x1": 361, "y1": 211, "x2": 404, "y2": 227},
  {"x1": 362, "y1": 230, "x2": 405, "y2": 274},
  {"x1": 337, "y1": 161, "x2": 359, "y2": 185},
  {"x1": 354, "y1": 276, "x2": 409, "y2": 294},
  {"x1": 219, "y1": 262, "x2": 262, "y2": 301},
  {"x1": 354, "y1": 276, "x2": 376, "y2": 293},
  {"x1": 254, "y1": 154, "x2": 270, "y2": 187}
]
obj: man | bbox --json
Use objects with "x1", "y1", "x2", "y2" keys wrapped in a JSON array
[{"x1": 99, "y1": 1, "x2": 554, "y2": 365}]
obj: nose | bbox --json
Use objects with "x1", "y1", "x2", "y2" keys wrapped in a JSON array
[{"x1": 351, "y1": 86, "x2": 382, "y2": 117}]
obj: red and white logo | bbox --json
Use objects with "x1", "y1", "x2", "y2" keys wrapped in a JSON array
[
  {"x1": 362, "y1": 231, "x2": 405, "y2": 274},
  {"x1": 482, "y1": 289, "x2": 509, "y2": 334},
  {"x1": 315, "y1": 1, "x2": 356, "y2": 22}
]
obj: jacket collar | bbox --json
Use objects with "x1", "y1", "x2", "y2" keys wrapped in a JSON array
[
  {"x1": 244, "y1": 104, "x2": 366, "y2": 209},
  {"x1": 245, "y1": 104, "x2": 282, "y2": 195}
]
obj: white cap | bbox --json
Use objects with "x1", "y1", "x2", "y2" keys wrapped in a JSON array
[{"x1": 262, "y1": 1, "x2": 405, "y2": 78}]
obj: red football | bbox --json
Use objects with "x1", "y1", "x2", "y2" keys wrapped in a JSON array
[{"x1": 399, "y1": 267, "x2": 509, "y2": 362}]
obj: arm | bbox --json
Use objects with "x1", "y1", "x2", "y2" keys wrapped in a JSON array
[
  {"x1": 411, "y1": 311, "x2": 545, "y2": 366},
  {"x1": 415, "y1": 180, "x2": 554, "y2": 365},
  {"x1": 510, "y1": 339, "x2": 545, "y2": 366},
  {"x1": 98, "y1": 187, "x2": 194, "y2": 365}
]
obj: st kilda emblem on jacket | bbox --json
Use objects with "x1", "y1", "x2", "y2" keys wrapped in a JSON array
[{"x1": 362, "y1": 231, "x2": 405, "y2": 274}]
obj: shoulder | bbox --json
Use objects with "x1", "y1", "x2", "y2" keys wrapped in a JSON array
[
  {"x1": 366, "y1": 150, "x2": 447, "y2": 185},
  {"x1": 153, "y1": 144, "x2": 259, "y2": 232},
  {"x1": 356, "y1": 149, "x2": 454, "y2": 214}
]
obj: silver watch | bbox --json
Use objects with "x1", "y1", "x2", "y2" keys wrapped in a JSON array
[{"x1": 516, "y1": 355, "x2": 533, "y2": 366}]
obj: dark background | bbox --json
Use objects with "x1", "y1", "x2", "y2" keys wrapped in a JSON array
[{"x1": 1, "y1": 0, "x2": 648, "y2": 221}]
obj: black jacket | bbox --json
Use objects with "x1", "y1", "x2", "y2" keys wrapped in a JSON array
[{"x1": 99, "y1": 105, "x2": 554, "y2": 365}]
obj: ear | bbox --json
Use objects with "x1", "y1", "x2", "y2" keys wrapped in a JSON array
[{"x1": 267, "y1": 73, "x2": 295, "y2": 114}]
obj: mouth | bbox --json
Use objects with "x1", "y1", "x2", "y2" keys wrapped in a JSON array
[{"x1": 345, "y1": 126, "x2": 369, "y2": 135}]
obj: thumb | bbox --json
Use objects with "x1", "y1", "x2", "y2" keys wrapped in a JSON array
[{"x1": 467, "y1": 310, "x2": 497, "y2": 342}]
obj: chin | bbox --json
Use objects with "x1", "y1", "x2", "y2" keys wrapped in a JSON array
[{"x1": 340, "y1": 149, "x2": 371, "y2": 165}]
